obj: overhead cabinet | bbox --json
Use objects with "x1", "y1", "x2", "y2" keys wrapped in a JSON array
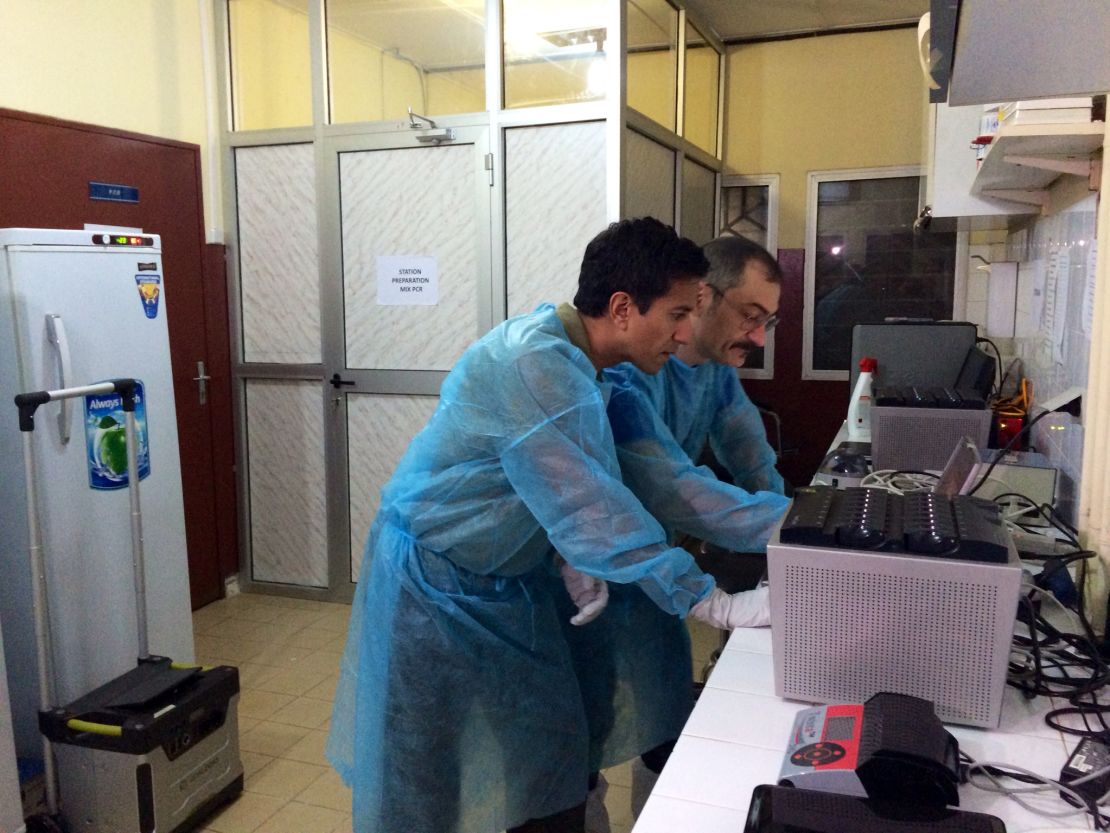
[{"x1": 930, "y1": 0, "x2": 1110, "y2": 106}]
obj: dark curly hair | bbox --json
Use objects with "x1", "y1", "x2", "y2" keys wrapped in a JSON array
[{"x1": 574, "y1": 217, "x2": 708, "y2": 317}]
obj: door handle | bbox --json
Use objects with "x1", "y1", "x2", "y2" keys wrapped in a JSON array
[
  {"x1": 45, "y1": 314, "x2": 73, "y2": 444},
  {"x1": 330, "y1": 373, "x2": 355, "y2": 389},
  {"x1": 193, "y1": 360, "x2": 211, "y2": 405}
]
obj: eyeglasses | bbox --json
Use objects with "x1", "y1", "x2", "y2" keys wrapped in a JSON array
[{"x1": 710, "y1": 286, "x2": 779, "y2": 332}]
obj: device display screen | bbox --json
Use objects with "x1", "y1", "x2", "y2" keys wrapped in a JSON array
[{"x1": 824, "y1": 715, "x2": 856, "y2": 741}]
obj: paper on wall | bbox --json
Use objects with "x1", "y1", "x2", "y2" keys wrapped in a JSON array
[
  {"x1": 1051, "y1": 249, "x2": 1070, "y2": 365},
  {"x1": 1082, "y1": 239, "x2": 1098, "y2": 336},
  {"x1": 1027, "y1": 259, "x2": 1046, "y2": 334},
  {"x1": 377, "y1": 256, "x2": 439, "y2": 306}
]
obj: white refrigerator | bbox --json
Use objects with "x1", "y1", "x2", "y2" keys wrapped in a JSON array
[{"x1": 0, "y1": 228, "x2": 195, "y2": 765}]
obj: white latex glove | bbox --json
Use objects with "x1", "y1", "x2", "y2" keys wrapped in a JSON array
[
  {"x1": 689, "y1": 585, "x2": 770, "y2": 630},
  {"x1": 559, "y1": 561, "x2": 609, "y2": 626}
]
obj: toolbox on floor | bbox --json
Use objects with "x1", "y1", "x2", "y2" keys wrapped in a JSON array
[{"x1": 15, "y1": 379, "x2": 243, "y2": 832}]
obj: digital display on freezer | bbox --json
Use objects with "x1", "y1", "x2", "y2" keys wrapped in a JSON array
[{"x1": 91, "y1": 234, "x2": 155, "y2": 247}]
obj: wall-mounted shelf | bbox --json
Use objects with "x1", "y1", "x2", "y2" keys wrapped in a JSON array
[{"x1": 971, "y1": 122, "x2": 1104, "y2": 208}]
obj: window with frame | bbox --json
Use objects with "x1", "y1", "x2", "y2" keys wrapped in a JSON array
[
  {"x1": 804, "y1": 169, "x2": 957, "y2": 379},
  {"x1": 720, "y1": 175, "x2": 778, "y2": 379}
]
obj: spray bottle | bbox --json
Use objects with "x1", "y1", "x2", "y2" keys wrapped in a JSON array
[{"x1": 847, "y1": 357, "x2": 877, "y2": 441}]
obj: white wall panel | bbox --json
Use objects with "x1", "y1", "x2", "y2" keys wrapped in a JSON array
[
  {"x1": 341, "y1": 145, "x2": 479, "y2": 370},
  {"x1": 682, "y1": 158, "x2": 717, "y2": 244},
  {"x1": 624, "y1": 128, "x2": 676, "y2": 225},
  {"x1": 347, "y1": 393, "x2": 439, "y2": 581},
  {"x1": 506, "y1": 121, "x2": 608, "y2": 317},
  {"x1": 235, "y1": 144, "x2": 320, "y2": 363},
  {"x1": 246, "y1": 380, "x2": 328, "y2": 587}
]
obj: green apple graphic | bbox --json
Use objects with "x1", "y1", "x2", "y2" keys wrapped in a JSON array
[{"x1": 96, "y1": 416, "x2": 128, "y2": 476}]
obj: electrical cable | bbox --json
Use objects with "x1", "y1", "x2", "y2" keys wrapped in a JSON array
[
  {"x1": 976, "y1": 336, "x2": 1005, "y2": 397},
  {"x1": 858, "y1": 469, "x2": 937, "y2": 494},
  {"x1": 961, "y1": 751, "x2": 1109, "y2": 829},
  {"x1": 1008, "y1": 588, "x2": 1109, "y2": 700},
  {"x1": 998, "y1": 357, "x2": 1023, "y2": 398},
  {"x1": 990, "y1": 491, "x2": 1081, "y2": 553}
]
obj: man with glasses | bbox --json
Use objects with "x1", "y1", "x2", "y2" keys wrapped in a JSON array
[{"x1": 567, "y1": 234, "x2": 790, "y2": 829}]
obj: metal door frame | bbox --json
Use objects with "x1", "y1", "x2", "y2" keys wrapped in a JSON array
[
  {"x1": 226, "y1": 121, "x2": 495, "y2": 602},
  {"x1": 320, "y1": 125, "x2": 495, "y2": 600}
]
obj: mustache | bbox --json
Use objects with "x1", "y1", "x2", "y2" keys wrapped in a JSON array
[{"x1": 730, "y1": 338, "x2": 759, "y2": 352}]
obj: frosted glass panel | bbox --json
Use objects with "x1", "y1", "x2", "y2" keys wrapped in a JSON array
[
  {"x1": 681, "y1": 158, "x2": 716, "y2": 245},
  {"x1": 506, "y1": 122, "x2": 607, "y2": 316},
  {"x1": 347, "y1": 393, "x2": 439, "y2": 581},
  {"x1": 246, "y1": 379, "x2": 327, "y2": 587},
  {"x1": 236, "y1": 144, "x2": 320, "y2": 364},
  {"x1": 341, "y1": 144, "x2": 480, "y2": 370},
  {"x1": 624, "y1": 128, "x2": 675, "y2": 225}
]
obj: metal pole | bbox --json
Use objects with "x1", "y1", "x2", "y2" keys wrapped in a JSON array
[
  {"x1": 21, "y1": 431, "x2": 59, "y2": 816},
  {"x1": 124, "y1": 408, "x2": 149, "y2": 660}
]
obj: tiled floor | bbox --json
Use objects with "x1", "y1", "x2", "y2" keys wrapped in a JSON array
[{"x1": 191, "y1": 592, "x2": 722, "y2": 833}]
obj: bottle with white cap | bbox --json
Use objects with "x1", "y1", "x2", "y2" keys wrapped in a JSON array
[{"x1": 847, "y1": 357, "x2": 877, "y2": 441}]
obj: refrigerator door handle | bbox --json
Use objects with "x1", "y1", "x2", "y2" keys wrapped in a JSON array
[{"x1": 44, "y1": 314, "x2": 73, "y2": 444}]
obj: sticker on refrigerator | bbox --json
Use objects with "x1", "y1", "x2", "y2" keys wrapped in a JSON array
[
  {"x1": 83, "y1": 381, "x2": 151, "y2": 490},
  {"x1": 135, "y1": 275, "x2": 161, "y2": 319}
]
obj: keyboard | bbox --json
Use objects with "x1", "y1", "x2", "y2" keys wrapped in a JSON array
[{"x1": 779, "y1": 486, "x2": 1010, "y2": 563}]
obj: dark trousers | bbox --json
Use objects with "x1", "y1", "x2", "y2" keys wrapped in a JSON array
[
  {"x1": 507, "y1": 800, "x2": 587, "y2": 833},
  {"x1": 639, "y1": 738, "x2": 676, "y2": 775}
]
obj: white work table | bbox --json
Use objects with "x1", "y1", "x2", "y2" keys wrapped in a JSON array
[{"x1": 633, "y1": 627, "x2": 1093, "y2": 832}]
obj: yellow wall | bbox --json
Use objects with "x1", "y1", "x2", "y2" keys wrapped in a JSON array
[
  {"x1": 0, "y1": 0, "x2": 218, "y2": 230},
  {"x1": 427, "y1": 70, "x2": 485, "y2": 115},
  {"x1": 684, "y1": 43, "x2": 719, "y2": 156},
  {"x1": 328, "y1": 28, "x2": 423, "y2": 125},
  {"x1": 229, "y1": 0, "x2": 313, "y2": 129},
  {"x1": 0, "y1": 0, "x2": 208, "y2": 170},
  {"x1": 628, "y1": 49, "x2": 677, "y2": 131},
  {"x1": 725, "y1": 29, "x2": 926, "y2": 249},
  {"x1": 230, "y1": 0, "x2": 483, "y2": 127}
]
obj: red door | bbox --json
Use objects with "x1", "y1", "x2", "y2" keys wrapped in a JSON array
[{"x1": 0, "y1": 108, "x2": 235, "y2": 609}]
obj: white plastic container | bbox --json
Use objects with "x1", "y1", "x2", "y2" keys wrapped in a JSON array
[{"x1": 847, "y1": 356, "x2": 877, "y2": 441}]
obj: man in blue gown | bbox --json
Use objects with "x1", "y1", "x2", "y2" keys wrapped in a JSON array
[
  {"x1": 327, "y1": 219, "x2": 774, "y2": 833},
  {"x1": 572, "y1": 234, "x2": 789, "y2": 823}
]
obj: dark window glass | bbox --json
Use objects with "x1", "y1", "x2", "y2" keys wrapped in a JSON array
[{"x1": 813, "y1": 176, "x2": 956, "y2": 372}]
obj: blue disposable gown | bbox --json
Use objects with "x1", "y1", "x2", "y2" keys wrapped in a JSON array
[
  {"x1": 327, "y1": 305, "x2": 714, "y2": 833},
  {"x1": 563, "y1": 358, "x2": 790, "y2": 771},
  {"x1": 610, "y1": 356, "x2": 786, "y2": 504}
]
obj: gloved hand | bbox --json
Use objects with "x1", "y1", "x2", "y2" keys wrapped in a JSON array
[
  {"x1": 689, "y1": 585, "x2": 770, "y2": 630},
  {"x1": 559, "y1": 560, "x2": 609, "y2": 626}
]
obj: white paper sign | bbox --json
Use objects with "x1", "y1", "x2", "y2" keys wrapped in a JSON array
[
  {"x1": 1027, "y1": 260, "x2": 1046, "y2": 334},
  {"x1": 377, "y1": 256, "x2": 439, "y2": 305},
  {"x1": 1082, "y1": 240, "x2": 1098, "y2": 336},
  {"x1": 1052, "y1": 249, "x2": 1070, "y2": 365}
]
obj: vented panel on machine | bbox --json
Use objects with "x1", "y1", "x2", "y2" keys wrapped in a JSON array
[{"x1": 768, "y1": 531, "x2": 1021, "y2": 728}]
